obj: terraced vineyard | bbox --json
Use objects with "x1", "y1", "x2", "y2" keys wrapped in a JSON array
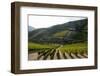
[{"x1": 28, "y1": 42, "x2": 88, "y2": 60}]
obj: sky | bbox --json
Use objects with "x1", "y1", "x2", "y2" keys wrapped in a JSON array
[{"x1": 29, "y1": 15, "x2": 86, "y2": 29}]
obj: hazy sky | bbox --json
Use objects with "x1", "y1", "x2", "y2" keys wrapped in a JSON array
[{"x1": 29, "y1": 15, "x2": 86, "y2": 29}]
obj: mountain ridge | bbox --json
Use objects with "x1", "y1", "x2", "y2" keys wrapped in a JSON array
[{"x1": 28, "y1": 26, "x2": 35, "y2": 32}]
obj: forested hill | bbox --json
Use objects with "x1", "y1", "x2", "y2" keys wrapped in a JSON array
[{"x1": 28, "y1": 19, "x2": 88, "y2": 44}]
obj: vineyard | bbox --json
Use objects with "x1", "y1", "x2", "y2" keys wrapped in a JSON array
[{"x1": 28, "y1": 42, "x2": 88, "y2": 60}]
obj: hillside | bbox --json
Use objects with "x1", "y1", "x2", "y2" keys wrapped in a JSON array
[{"x1": 28, "y1": 19, "x2": 88, "y2": 44}]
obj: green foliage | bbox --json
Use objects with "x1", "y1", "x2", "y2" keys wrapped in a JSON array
[
  {"x1": 53, "y1": 30, "x2": 68, "y2": 38},
  {"x1": 28, "y1": 42, "x2": 59, "y2": 50},
  {"x1": 59, "y1": 42, "x2": 87, "y2": 54},
  {"x1": 28, "y1": 42, "x2": 87, "y2": 54}
]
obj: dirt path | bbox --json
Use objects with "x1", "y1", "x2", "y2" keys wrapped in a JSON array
[{"x1": 28, "y1": 52, "x2": 38, "y2": 60}]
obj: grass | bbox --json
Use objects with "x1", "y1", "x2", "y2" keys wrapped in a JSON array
[
  {"x1": 28, "y1": 42, "x2": 59, "y2": 50},
  {"x1": 59, "y1": 42, "x2": 87, "y2": 54},
  {"x1": 53, "y1": 30, "x2": 68, "y2": 38},
  {"x1": 28, "y1": 42, "x2": 88, "y2": 54}
]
